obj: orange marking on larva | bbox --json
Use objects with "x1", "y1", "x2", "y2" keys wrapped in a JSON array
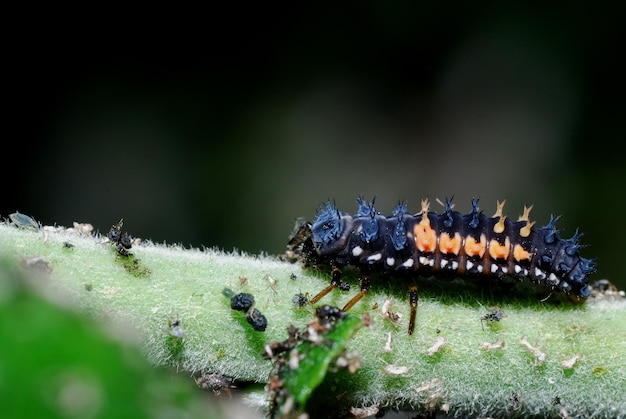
[
  {"x1": 464, "y1": 234, "x2": 486, "y2": 258},
  {"x1": 520, "y1": 221, "x2": 536, "y2": 238},
  {"x1": 513, "y1": 244, "x2": 533, "y2": 262},
  {"x1": 488, "y1": 236, "x2": 511, "y2": 260},
  {"x1": 414, "y1": 220, "x2": 437, "y2": 253},
  {"x1": 439, "y1": 232, "x2": 462, "y2": 255},
  {"x1": 493, "y1": 215, "x2": 507, "y2": 234}
]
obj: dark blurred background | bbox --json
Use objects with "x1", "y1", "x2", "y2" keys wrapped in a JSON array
[{"x1": 3, "y1": 4, "x2": 625, "y2": 289}]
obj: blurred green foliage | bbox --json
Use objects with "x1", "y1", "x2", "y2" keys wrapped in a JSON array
[{"x1": 0, "y1": 258, "x2": 224, "y2": 419}]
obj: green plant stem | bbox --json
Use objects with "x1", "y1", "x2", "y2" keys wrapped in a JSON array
[{"x1": 1, "y1": 223, "x2": 625, "y2": 418}]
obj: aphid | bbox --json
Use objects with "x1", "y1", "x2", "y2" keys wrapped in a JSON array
[
  {"x1": 9, "y1": 211, "x2": 40, "y2": 230},
  {"x1": 107, "y1": 219, "x2": 123, "y2": 243},
  {"x1": 589, "y1": 279, "x2": 625, "y2": 299},
  {"x1": 195, "y1": 371, "x2": 234, "y2": 397},
  {"x1": 481, "y1": 306, "x2": 506, "y2": 331},
  {"x1": 167, "y1": 314, "x2": 184, "y2": 339},
  {"x1": 287, "y1": 196, "x2": 595, "y2": 335},
  {"x1": 292, "y1": 292, "x2": 309, "y2": 308},
  {"x1": 315, "y1": 304, "x2": 347, "y2": 322},
  {"x1": 107, "y1": 219, "x2": 133, "y2": 256}
]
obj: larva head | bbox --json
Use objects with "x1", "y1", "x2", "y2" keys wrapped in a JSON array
[
  {"x1": 537, "y1": 220, "x2": 595, "y2": 299},
  {"x1": 311, "y1": 201, "x2": 352, "y2": 255}
]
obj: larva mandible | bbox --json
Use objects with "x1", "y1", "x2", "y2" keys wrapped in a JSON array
[{"x1": 287, "y1": 196, "x2": 595, "y2": 335}]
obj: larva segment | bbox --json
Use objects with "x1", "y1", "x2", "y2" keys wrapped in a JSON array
[{"x1": 413, "y1": 199, "x2": 437, "y2": 254}]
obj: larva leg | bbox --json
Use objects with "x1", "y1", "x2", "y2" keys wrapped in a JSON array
[
  {"x1": 310, "y1": 267, "x2": 343, "y2": 303},
  {"x1": 342, "y1": 275, "x2": 371, "y2": 312},
  {"x1": 408, "y1": 285, "x2": 419, "y2": 335}
]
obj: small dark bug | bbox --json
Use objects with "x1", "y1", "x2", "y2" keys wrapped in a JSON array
[
  {"x1": 195, "y1": 371, "x2": 234, "y2": 397},
  {"x1": 481, "y1": 306, "x2": 506, "y2": 331},
  {"x1": 246, "y1": 308, "x2": 268, "y2": 332},
  {"x1": 167, "y1": 314, "x2": 185, "y2": 338},
  {"x1": 228, "y1": 291, "x2": 267, "y2": 332},
  {"x1": 287, "y1": 196, "x2": 595, "y2": 335},
  {"x1": 292, "y1": 292, "x2": 309, "y2": 308},
  {"x1": 108, "y1": 219, "x2": 133, "y2": 256},
  {"x1": 230, "y1": 293, "x2": 255, "y2": 312}
]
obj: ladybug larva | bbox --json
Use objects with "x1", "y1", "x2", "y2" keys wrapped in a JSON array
[{"x1": 287, "y1": 196, "x2": 595, "y2": 335}]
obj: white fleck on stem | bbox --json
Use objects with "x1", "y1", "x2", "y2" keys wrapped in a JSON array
[
  {"x1": 427, "y1": 336, "x2": 447, "y2": 356},
  {"x1": 519, "y1": 336, "x2": 547, "y2": 366}
]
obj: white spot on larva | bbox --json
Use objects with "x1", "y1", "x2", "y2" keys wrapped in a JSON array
[
  {"x1": 367, "y1": 253, "x2": 382, "y2": 262},
  {"x1": 502, "y1": 266, "x2": 508, "y2": 274},
  {"x1": 440, "y1": 259, "x2": 448, "y2": 268},
  {"x1": 451, "y1": 261, "x2": 459, "y2": 270},
  {"x1": 466, "y1": 261, "x2": 474, "y2": 270},
  {"x1": 386, "y1": 257, "x2": 395, "y2": 266},
  {"x1": 352, "y1": 246, "x2": 363, "y2": 257},
  {"x1": 548, "y1": 273, "x2": 559, "y2": 285},
  {"x1": 477, "y1": 265, "x2": 483, "y2": 273},
  {"x1": 515, "y1": 265, "x2": 522, "y2": 274},
  {"x1": 419, "y1": 256, "x2": 428, "y2": 265},
  {"x1": 402, "y1": 258, "x2": 414, "y2": 268},
  {"x1": 491, "y1": 264, "x2": 499, "y2": 273},
  {"x1": 534, "y1": 268, "x2": 546, "y2": 280}
]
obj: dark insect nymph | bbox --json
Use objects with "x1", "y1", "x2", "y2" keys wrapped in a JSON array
[{"x1": 286, "y1": 196, "x2": 595, "y2": 335}]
